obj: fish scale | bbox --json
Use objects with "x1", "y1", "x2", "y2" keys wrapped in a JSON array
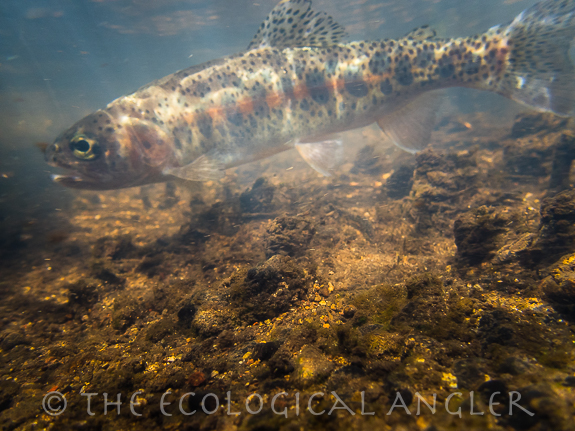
[
  {"x1": 45, "y1": 0, "x2": 575, "y2": 190},
  {"x1": 116, "y1": 37, "x2": 507, "y2": 154}
]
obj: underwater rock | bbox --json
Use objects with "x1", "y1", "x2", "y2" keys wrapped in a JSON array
[
  {"x1": 90, "y1": 259, "x2": 125, "y2": 285},
  {"x1": 503, "y1": 384, "x2": 571, "y2": 431},
  {"x1": 0, "y1": 331, "x2": 30, "y2": 351},
  {"x1": 195, "y1": 201, "x2": 242, "y2": 236},
  {"x1": 192, "y1": 306, "x2": 233, "y2": 338},
  {"x1": 498, "y1": 356, "x2": 534, "y2": 376},
  {"x1": 266, "y1": 349, "x2": 294, "y2": 378},
  {"x1": 529, "y1": 190, "x2": 575, "y2": 265},
  {"x1": 405, "y1": 273, "x2": 444, "y2": 299},
  {"x1": 411, "y1": 148, "x2": 480, "y2": 234},
  {"x1": 253, "y1": 341, "x2": 282, "y2": 361},
  {"x1": 239, "y1": 177, "x2": 275, "y2": 213},
  {"x1": 148, "y1": 366, "x2": 188, "y2": 392},
  {"x1": 452, "y1": 358, "x2": 487, "y2": 390},
  {"x1": 478, "y1": 309, "x2": 517, "y2": 347},
  {"x1": 549, "y1": 133, "x2": 575, "y2": 192},
  {"x1": 66, "y1": 279, "x2": 99, "y2": 306},
  {"x1": 177, "y1": 224, "x2": 210, "y2": 245},
  {"x1": 385, "y1": 163, "x2": 415, "y2": 199},
  {"x1": 176, "y1": 299, "x2": 197, "y2": 327},
  {"x1": 145, "y1": 319, "x2": 176, "y2": 343},
  {"x1": 225, "y1": 255, "x2": 309, "y2": 324},
  {"x1": 92, "y1": 234, "x2": 138, "y2": 260},
  {"x1": 0, "y1": 380, "x2": 20, "y2": 412},
  {"x1": 111, "y1": 296, "x2": 144, "y2": 332},
  {"x1": 392, "y1": 274, "x2": 477, "y2": 343},
  {"x1": 454, "y1": 206, "x2": 516, "y2": 266},
  {"x1": 539, "y1": 254, "x2": 575, "y2": 314},
  {"x1": 343, "y1": 304, "x2": 356, "y2": 318},
  {"x1": 393, "y1": 279, "x2": 447, "y2": 330},
  {"x1": 504, "y1": 138, "x2": 553, "y2": 178},
  {"x1": 292, "y1": 345, "x2": 335, "y2": 387},
  {"x1": 264, "y1": 215, "x2": 315, "y2": 258},
  {"x1": 510, "y1": 112, "x2": 567, "y2": 138},
  {"x1": 136, "y1": 253, "x2": 167, "y2": 277},
  {"x1": 350, "y1": 145, "x2": 384, "y2": 176}
]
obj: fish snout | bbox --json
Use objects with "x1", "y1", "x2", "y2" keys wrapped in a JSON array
[{"x1": 44, "y1": 143, "x2": 59, "y2": 165}]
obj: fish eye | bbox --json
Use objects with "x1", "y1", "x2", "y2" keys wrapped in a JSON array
[{"x1": 70, "y1": 135, "x2": 100, "y2": 160}]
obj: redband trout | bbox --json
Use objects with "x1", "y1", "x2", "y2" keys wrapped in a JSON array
[{"x1": 45, "y1": 0, "x2": 575, "y2": 189}]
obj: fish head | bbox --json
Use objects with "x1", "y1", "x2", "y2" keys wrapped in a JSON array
[{"x1": 45, "y1": 110, "x2": 173, "y2": 190}]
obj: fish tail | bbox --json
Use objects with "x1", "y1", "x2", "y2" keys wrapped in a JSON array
[{"x1": 495, "y1": 0, "x2": 575, "y2": 116}]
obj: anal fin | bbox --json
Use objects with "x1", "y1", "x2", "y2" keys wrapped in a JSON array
[
  {"x1": 295, "y1": 138, "x2": 343, "y2": 176},
  {"x1": 377, "y1": 92, "x2": 443, "y2": 154}
]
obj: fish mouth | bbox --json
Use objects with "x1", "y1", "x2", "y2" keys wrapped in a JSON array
[
  {"x1": 50, "y1": 171, "x2": 108, "y2": 190},
  {"x1": 50, "y1": 172, "x2": 93, "y2": 189},
  {"x1": 51, "y1": 173, "x2": 83, "y2": 185},
  {"x1": 49, "y1": 169, "x2": 136, "y2": 190}
]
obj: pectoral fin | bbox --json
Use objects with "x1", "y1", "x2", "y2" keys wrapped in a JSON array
[
  {"x1": 377, "y1": 92, "x2": 442, "y2": 154},
  {"x1": 295, "y1": 138, "x2": 343, "y2": 176},
  {"x1": 163, "y1": 150, "x2": 228, "y2": 181}
]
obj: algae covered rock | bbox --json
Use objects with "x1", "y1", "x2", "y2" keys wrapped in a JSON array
[
  {"x1": 225, "y1": 254, "x2": 310, "y2": 324},
  {"x1": 454, "y1": 206, "x2": 516, "y2": 266},
  {"x1": 264, "y1": 215, "x2": 315, "y2": 258},
  {"x1": 385, "y1": 163, "x2": 415, "y2": 199},
  {"x1": 292, "y1": 345, "x2": 335, "y2": 387},
  {"x1": 529, "y1": 190, "x2": 575, "y2": 264},
  {"x1": 540, "y1": 254, "x2": 575, "y2": 315},
  {"x1": 239, "y1": 177, "x2": 275, "y2": 213}
]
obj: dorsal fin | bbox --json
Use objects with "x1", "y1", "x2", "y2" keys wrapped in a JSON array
[
  {"x1": 404, "y1": 25, "x2": 437, "y2": 41},
  {"x1": 247, "y1": 0, "x2": 347, "y2": 50}
]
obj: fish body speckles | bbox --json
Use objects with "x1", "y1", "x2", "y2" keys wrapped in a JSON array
[{"x1": 46, "y1": 0, "x2": 575, "y2": 189}]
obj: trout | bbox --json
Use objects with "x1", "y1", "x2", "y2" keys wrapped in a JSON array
[{"x1": 45, "y1": 0, "x2": 575, "y2": 189}]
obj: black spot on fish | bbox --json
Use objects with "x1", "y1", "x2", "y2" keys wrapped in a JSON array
[
  {"x1": 197, "y1": 113, "x2": 213, "y2": 139},
  {"x1": 306, "y1": 71, "x2": 330, "y2": 105},
  {"x1": 438, "y1": 63, "x2": 455, "y2": 78},
  {"x1": 299, "y1": 98, "x2": 310, "y2": 111},
  {"x1": 344, "y1": 70, "x2": 368, "y2": 97},
  {"x1": 369, "y1": 55, "x2": 388, "y2": 75},
  {"x1": 394, "y1": 66, "x2": 413, "y2": 86},
  {"x1": 415, "y1": 51, "x2": 433, "y2": 68},
  {"x1": 380, "y1": 79, "x2": 393, "y2": 95},
  {"x1": 462, "y1": 57, "x2": 481, "y2": 75},
  {"x1": 254, "y1": 100, "x2": 270, "y2": 117},
  {"x1": 226, "y1": 109, "x2": 243, "y2": 127},
  {"x1": 325, "y1": 57, "x2": 338, "y2": 73},
  {"x1": 175, "y1": 138, "x2": 183, "y2": 150}
]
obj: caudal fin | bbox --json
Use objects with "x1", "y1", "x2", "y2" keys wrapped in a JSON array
[{"x1": 501, "y1": 0, "x2": 575, "y2": 116}]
